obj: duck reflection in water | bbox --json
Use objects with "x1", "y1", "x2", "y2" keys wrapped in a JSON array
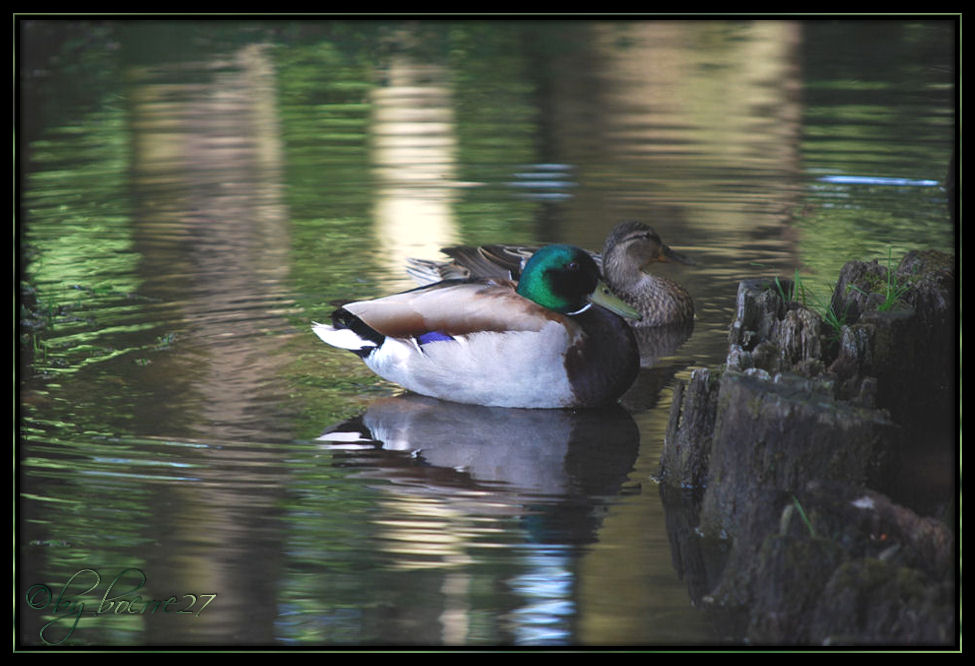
[{"x1": 318, "y1": 395, "x2": 639, "y2": 503}]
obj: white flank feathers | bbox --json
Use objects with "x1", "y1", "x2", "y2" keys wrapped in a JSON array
[{"x1": 361, "y1": 322, "x2": 576, "y2": 408}]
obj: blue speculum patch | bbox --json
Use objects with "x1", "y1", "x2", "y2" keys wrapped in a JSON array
[{"x1": 417, "y1": 331, "x2": 454, "y2": 345}]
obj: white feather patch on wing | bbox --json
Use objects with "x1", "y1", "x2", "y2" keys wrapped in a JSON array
[{"x1": 311, "y1": 321, "x2": 378, "y2": 351}]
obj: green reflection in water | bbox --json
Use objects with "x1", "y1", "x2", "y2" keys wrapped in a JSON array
[
  {"x1": 276, "y1": 23, "x2": 551, "y2": 434},
  {"x1": 791, "y1": 20, "x2": 954, "y2": 303},
  {"x1": 273, "y1": 37, "x2": 395, "y2": 432},
  {"x1": 447, "y1": 23, "x2": 542, "y2": 243},
  {"x1": 20, "y1": 100, "x2": 176, "y2": 436}
]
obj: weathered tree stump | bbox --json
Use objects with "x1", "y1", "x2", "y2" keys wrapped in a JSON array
[{"x1": 658, "y1": 250, "x2": 956, "y2": 646}]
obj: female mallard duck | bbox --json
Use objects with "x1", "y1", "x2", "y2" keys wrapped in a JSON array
[
  {"x1": 313, "y1": 244, "x2": 640, "y2": 409},
  {"x1": 407, "y1": 221, "x2": 695, "y2": 328}
]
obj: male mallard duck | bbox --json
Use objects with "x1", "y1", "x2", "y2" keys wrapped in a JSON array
[
  {"x1": 313, "y1": 244, "x2": 640, "y2": 409},
  {"x1": 407, "y1": 221, "x2": 695, "y2": 328}
]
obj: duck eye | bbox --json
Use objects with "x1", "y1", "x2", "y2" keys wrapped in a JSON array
[{"x1": 566, "y1": 261, "x2": 579, "y2": 271}]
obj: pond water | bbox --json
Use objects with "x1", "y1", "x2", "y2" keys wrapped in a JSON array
[{"x1": 17, "y1": 19, "x2": 956, "y2": 648}]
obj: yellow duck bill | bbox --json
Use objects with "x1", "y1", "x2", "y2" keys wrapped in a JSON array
[{"x1": 590, "y1": 280, "x2": 642, "y2": 321}]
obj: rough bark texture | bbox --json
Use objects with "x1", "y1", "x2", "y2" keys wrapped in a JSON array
[{"x1": 658, "y1": 251, "x2": 957, "y2": 646}]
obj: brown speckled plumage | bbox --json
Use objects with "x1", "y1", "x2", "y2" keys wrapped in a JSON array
[{"x1": 598, "y1": 221, "x2": 695, "y2": 328}]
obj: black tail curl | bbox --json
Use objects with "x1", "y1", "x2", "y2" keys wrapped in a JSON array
[{"x1": 331, "y1": 307, "x2": 385, "y2": 357}]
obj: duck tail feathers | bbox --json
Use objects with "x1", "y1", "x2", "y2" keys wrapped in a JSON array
[
  {"x1": 312, "y1": 309, "x2": 384, "y2": 357},
  {"x1": 405, "y1": 257, "x2": 464, "y2": 285}
]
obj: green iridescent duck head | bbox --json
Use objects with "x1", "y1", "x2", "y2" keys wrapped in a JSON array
[{"x1": 517, "y1": 244, "x2": 641, "y2": 320}]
